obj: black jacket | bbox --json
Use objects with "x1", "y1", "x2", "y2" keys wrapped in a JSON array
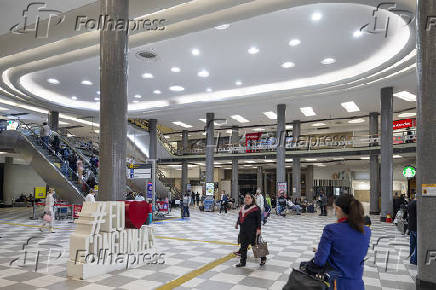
[
  {"x1": 237, "y1": 205, "x2": 261, "y2": 244},
  {"x1": 407, "y1": 199, "x2": 417, "y2": 232}
]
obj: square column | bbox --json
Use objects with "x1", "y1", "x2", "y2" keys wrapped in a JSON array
[
  {"x1": 380, "y1": 87, "x2": 393, "y2": 221},
  {"x1": 181, "y1": 130, "x2": 189, "y2": 195},
  {"x1": 276, "y1": 104, "x2": 286, "y2": 186},
  {"x1": 292, "y1": 120, "x2": 301, "y2": 198},
  {"x1": 231, "y1": 126, "x2": 239, "y2": 201},
  {"x1": 48, "y1": 111, "x2": 59, "y2": 132},
  {"x1": 369, "y1": 112, "x2": 380, "y2": 214},
  {"x1": 148, "y1": 119, "x2": 157, "y2": 160},
  {"x1": 205, "y1": 113, "x2": 215, "y2": 183}
]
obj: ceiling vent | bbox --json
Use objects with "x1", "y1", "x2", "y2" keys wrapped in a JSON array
[{"x1": 136, "y1": 50, "x2": 158, "y2": 61}]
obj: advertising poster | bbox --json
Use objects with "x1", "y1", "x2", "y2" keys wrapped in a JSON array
[
  {"x1": 34, "y1": 187, "x2": 46, "y2": 199},
  {"x1": 245, "y1": 132, "x2": 263, "y2": 153},
  {"x1": 146, "y1": 182, "x2": 153, "y2": 199},
  {"x1": 206, "y1": 182, "x2": 215, "y2": 196},
  {"x1": 277, "y1": 182, "x2": 287, "y2": 198}
]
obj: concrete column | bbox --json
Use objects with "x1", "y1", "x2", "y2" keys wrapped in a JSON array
[
  {"x1": 292, "y1": 120, "x2": 301, "y2": 198},
  {"x1": 205, "y1": 113, "x2": 215, "y2": 183},
  {"x1": 380, "y1": 87, "x2": 393, "y2": 221},
  {"x1": 148, "y1": 119, "x2": 157, "y2": 160},
  {"x1": 99, "y1": 0, "x2": 128, "y2": 201},
  {"x1": 416, "y1": 2, "x2": 436, "y2": 287},
  {"x1": 181, "y1": 130, "x2": 188, "y2": 195},
  {"x1": 263, "y1": 173, "x2": 267, "y2": 194},
  {"x1": 276, "y1": 104, "x2": 286, "y2": 187},
  {"x1": 48, "y1": 111, "x2": 59, "y2": 132},
  {"x1": 257, "y1": 166, "x2": 263, "y2": 190},
  {"x1": 231, "y1": 126, "x2": 239, "y2": 201},
  {"x1": 306, "y1": 165, "x2": 314, "y2": 201},
  {"x1": 287, "y1": 171, "x2": 292, "y2": 197},
  {"x1": 369, "y1": 112, "x2": 380, "y2": 214}
]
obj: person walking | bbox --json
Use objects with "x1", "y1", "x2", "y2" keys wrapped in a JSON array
[
  {"x1": 264, "y1": 194, "x2": 272, "y2": 224},
  {"x1": 302, "y1": 194, "x2": 371, "y2": 290},
  {"x1": 195, "y1": 192, "x2": 200, "y2": 206},
  {"x1": 319, "y1": 192, "x2": 328, "y2": 216},
  {"x1": 407, "y1": 196, "x2": 417, "y2": 265},
  {"x1": 234, "y1": 193, "x2": 266, "y2": 267},
  {"x1": 40, "y1": 122, "x2": 50, "y2": 147},
  {"x1": 182, "y1": 193, "x2": 190, "y2": 218},
  {"x1": 220, "y1": 192, "x2": 228, "y2": 214},
  {"x1": 255, "y1": 188, "x2": 265, "y2": 224},
  {"x1": 40, "y1": 188, "x2": 56, "y2": 233}
]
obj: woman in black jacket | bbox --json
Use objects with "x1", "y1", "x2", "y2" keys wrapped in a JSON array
[{"x1": 234, "y1": 193, "x2": 266, "y2": 267}]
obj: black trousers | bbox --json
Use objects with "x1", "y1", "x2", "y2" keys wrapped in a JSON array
[{"x1": 238, "y1": 232, "x2": 265, "y2": 264}]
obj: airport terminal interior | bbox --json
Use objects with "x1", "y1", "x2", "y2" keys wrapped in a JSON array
[{"x1": 0, "y1": 0, "x2": 435, "y2": 289}]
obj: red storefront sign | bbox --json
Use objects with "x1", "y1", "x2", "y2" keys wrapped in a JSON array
[
  {"x1": 245, "y1": 132, "x2": 263, "y2": 153},
  {"x1": 73, "y1": 205, "x2": 82, "y2": 218},
  {"x1": 393, "y1": 119, "x2": 416, "y2": 130}
]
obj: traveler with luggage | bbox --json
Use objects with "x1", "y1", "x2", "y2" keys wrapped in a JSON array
[
  {"x1": 181, "y1": 193, "x2": 190, "y2": 218},
  {"x1": 40, "y1": 188, "x2": 56, "y2": 233},
  {"x1": 234, "y1": 193, "x2": 267, "y2": 267}
]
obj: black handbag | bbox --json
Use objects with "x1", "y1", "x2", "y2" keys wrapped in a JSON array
[{"x1": 282, "y1": 269, "x2": 328, "y2": 290}]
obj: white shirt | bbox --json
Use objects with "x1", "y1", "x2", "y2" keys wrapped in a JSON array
[
  {"x1": 287, "y1": 200, "x2": 295, "y2": 207},
  {"x1": 255, "y1": 194, "x2": 264, "y2": 212},
  {"x1": 135, "y1": 195, "x2": 145, "y2": 201},
  {"x1": 44, "y1": 193, "x2": 55, "y2": 212},
  {"x1": 85, "y1": 194, "x2": 95, "y2": 203},
  {"x1": 41, "y1": 124, "x2": 50, "y2": 137}
]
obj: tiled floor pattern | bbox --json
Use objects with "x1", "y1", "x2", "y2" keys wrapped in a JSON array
[{"x1": 0, "y1": 207, "x2": 416, "y2": 289}]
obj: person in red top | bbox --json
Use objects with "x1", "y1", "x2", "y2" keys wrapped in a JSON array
[{"x1": 234, "y1": 193, "x2": 266, "y2": 267}]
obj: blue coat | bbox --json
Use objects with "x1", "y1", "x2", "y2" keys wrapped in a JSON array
[{"x1": 314, "y1": 221, "x2": 371, "y2": 290}]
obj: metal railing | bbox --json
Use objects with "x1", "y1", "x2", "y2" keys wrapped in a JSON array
[{"x1": 156, "y1": 167, "x2": 182, "y2": 199}]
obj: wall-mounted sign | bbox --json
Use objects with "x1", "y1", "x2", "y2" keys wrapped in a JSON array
[
  {"x1": 277, "y1": 182, "x2": 287, "y2": 198},
  {"x1": 422, "y1": 184, "x2": 436, "y2": 197},
  {"x1": 393, "y1": 119, "x2": 416, "y2": 130},
  {"x1": 402, "y1": 166, "x2": 416, "y2": 178},
  {"x1": 206, "y1": 183, "x2": 215, "y2": 196}
]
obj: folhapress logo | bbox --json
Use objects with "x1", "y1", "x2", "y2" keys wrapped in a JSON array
[{"x1": 10, "y1": 2, "x2": 65, "y2": 39}]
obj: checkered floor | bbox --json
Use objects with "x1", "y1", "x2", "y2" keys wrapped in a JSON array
[{"x1": 0, "y1": 206, "x2": 416, "y2": 290}]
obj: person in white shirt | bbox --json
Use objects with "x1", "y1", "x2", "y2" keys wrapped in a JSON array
[
  {"x1": 41, "y1": 188, "x2": 56, "y2": 233},
  {"x1": 255, "y1": 188, "x2": 265, "y2": 223},
  {"x1": 40, "y1": 122, "x2": 50, "y2": 146},
  {"x1": 287, "y1": 199, "x2": 302, "y2": 215},
  {"x1": 135, "y1": 193, "x2": 145, "y2": 201},
  {"x1": 85, "y1": 190, "x2": 96, "y2": 203}
]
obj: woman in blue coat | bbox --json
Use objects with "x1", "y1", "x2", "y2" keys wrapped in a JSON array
[{"x1": 312, "y1": 194, "x2": 371, "y2": 290}]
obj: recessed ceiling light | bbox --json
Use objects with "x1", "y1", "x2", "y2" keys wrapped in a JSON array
[
  {"x1": 231, "y1": 114, "x2": 250, "y2": 123},
  {"x1": 133, "y1": 100, "x2": 139, "y2": 103},
  {"x1": 199, "y1": 119, "x2": 206, "y2": 123},
  {"x1": 305, "y1": 158, "x2": 318, "y2": 161},
  {"x1": 289, "y1": 39, "x2": 301, "y2": 47},
  {"x1": 134, "y1": 94, "x2": 142, "y2": 99},
  {"x1": 96, "y1": 90, "x2": 100, "y2": 95},
  {"x1": 153, "y1": 90, "x2": 161, "y2": 94},
  {"x1": 235, "y1": 80, "x2": 242, "y2": 86},
  {"x1": 169, "y1": 85, "x2": 185, "y2": 92},
  {"x1": 281, "y1": 62, "x2": 295, "y2": 68},
  {"x1": 198, "y1": 70, "x2": 210, "y2": 78},
  {"x1": 341, "y1": 101, "x2": 360, "y2": 112},
  {"x1": 353, "y1": 30, "x2": 363, "y2": 38},
  {"x1": 0, "y1": 107, "x2": 9, "y2": 111},
  {"x1": 398, "y1": 112, "x2": 416, "y2": 118},
  {"x1": 248, "y1": 47, "x2": 260, "y2": 55},
  {"x1": 191, "y1": 48, "x2": 200, "y2": 56},
  {"x1": 94, "y1": 97, "x2": 100, "y2": 101},
  {"x1": 348, "y1": 118, "x2": 365, "y2": 124},
  {"x1": 394, "y1": 91, "x2": 416, "y2": 102},
  {"x1": 321, "y1": 58, "x2": 336, "y2": 65},
  {"x1": 141, "y1": 73, "x2": 153, "y2": 79},
  {"x1": 171, "y1": 67, "x2": 181, "y2": 73},
  {"x1": 81, "y1": 80, "x2": 93, "y2": 85},
  {"x1": 286, "y1": 125, "x2": 293, "y2": 130},
  {"x1": 393, "y1": 155, "x2": 403, "y2": 159},
  {"x1": 71, "y1": 96, "x2": 78, "y2": 100},
  {"x1": 300, "y1": 107, "x2": 316, "y2": 116},
  {"x1": 172, "y1": 121, "x2": 192, "y2": 128},
  {"x1": 253, "y1": 128, "x2": 265, "y2": 131},
  {"x1": 215, "y1": 24, "x2": 230, "y2": 30},
  {"x1": 360, "y1": 156, "x2": 370, "y2": 160},
  {"x1": 94, "y1": 130, "x2": 100, "y2": 134},
  {"x1": 312, "y1": 122, "x2": 326, "y2": 127},
  {"x1": 164, "y1": 136, "x2": 170, "y2": 139},
  {"x1": 47, "y1": 78, "x2": 60, "y2": 85},
  {"x1": 226, "y1": 129, "x2": 232, "y2": 134},
  {"x1": 263, "y1": 111, "x2": 277, "y2": 120},
  {"x1": 206, "y1": 88, "x2": 213, "y2": 92},
  {"x1": 311, "y1": 12, "x2": 322, "y2": 21},
  {"x1": 202, "y1": 132, "x2": 206, "y2": 135}
]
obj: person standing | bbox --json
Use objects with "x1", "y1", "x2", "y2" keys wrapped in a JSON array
[
  {"x1": 40, "y1": 122, "x2": 50, "y2": 146},
  {"x1": 255, "y1": 188, "x2": 265, "y2": 223},
  {"x1": 220, "y1": 192, "x2": 228, "y2": 214},
  {"x1": 182, "y1": 193, "x2": 190, "y2": 218},
  {"x1": 40, "y1": 188, "x2": 56, "y2": 233},
  {"x1": 85, "y1": 190, "x2": 96, "y2": 203},
  {"x1": 234, "y1": 193, "x2": 266, "y2": 267},
  {"x1": 195, "y1": 192, "x2": 200, "y2": 206},
  {"x1": 135, "y1": 193, "x2": 145, "y2": 201},
  {"x1": 77, "y1": 158, "x2": 84, "y2": 184},
  {"x1": 407, "y1": 197, "x2": 417, "y2": 265},
  {"x1": 319, "y1": 192, "x2": 328, "y2": 216}
]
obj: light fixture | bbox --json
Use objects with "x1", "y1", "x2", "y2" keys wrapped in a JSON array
[
  {"x1": 253, "y1": 128, "x2": 265, "y2": 132},
  {"x1": 47, "y1": 78, "x2": 60, "y2": 85},
  {"x1": 300, "y1": 107, "x2": 316, "y2": 116},
  {"x1": 94, "y1": 97, "x2": 100, "y2": 101},
  {"x1": 245, "y1": 160, "x2": 256, "y2": 164},
  {"x1": 393, "y1": 155, "x2": 402, "y2": 158},
  {"x1": 198, "y1": 70, "x2": 210, "y2": 78},
  {"x1": 341, "y1": 101, "x2": 360, "y2": 112},
  {"x1": 164, "y1": 136, "x2": 170, "y2": 139},
  {"x1": 263, "y1": 111, "x2": 277, "y2": 120},
  {"x1": 172, "y1": 121, "x2": 193, "y2": 128},
  {"x1": 191, "y1": 48, "x2": 200, "y2": 56},
  {"x1": 206, "y1": 88, "x2": 213, "y2": 92},
  {"x1": 215, "y1": 24, "x2": 230, "y2": 30},
  {"x1": 353, "y1": 30, "x2": 363, "y2": 38},
  {"x1": 348, "y1": 118, "x2": 365, "y2": 124},
  {"x1": 171, "y1": 67, "x2": 181, "y2": 73},
  {"x1": 81, "y1": 80, "x2": 93, "y2": 85},
  {"x1": 281, "y1": 62, "x2": 295, "y2": 68},
  {"x1": 289, "y1": 39, "x2": 301, "y2": 47},
  {"x1": 305, "y1": 158, "x2": 318, "y2": 162},
  {"x1": 71, "y1": 96, "x2": 78, "y2": 100},
  {"x1": 394, "y1": 91, "x2": 416, "y2": 102},
  {"x1": 235, "y1": 80, "x2": 242, "y2": 86},
  {"x1": 312, "y1": 122, "x2": 326, "y2": 127},
  {"x1": 134, "y1": 94, "x2": 142, "y2": 99},
  {"x1": 286, "y1": 125, "x2": 293, "y2": 130},
  {"x1": 133, "y1": 100, "x2": 139, "y2": 103},
  {"x1": 360, "y1": 156, "x2": 370, "y2": 160},
  {"x1": 141, "y1": 73, "x2": 153, "y2": 79},
  {"x1": 231, "y1": 114, "x2": 250, "y2": 123},
  {"x1": 398, "y1": 112, "x2": 416, "y2": 118},
  {"x1": 169, "y1": 85, "x2": 185, "y2": 92},
  {"x1": 286, "y1": 158, "x2": 293, "y2": 162},
  {"x1": 321, "y1": 58, "x2": 336, "y2": 65},
  {"x1": 94, "y1": 130, "x2": 100, "y2": 134},
  {"x1": 311, "y1": 12, "x2": 322, "y2": 21},
  {"x1": 226, "y1": 129, "x2": 232, "y2": 134},
  {"x1": 153, "y1": 90, "x2": 161, "y2": 94},
  {"x1": 316, "y1": 163, "x2": 326, "y2": 167},
  {"x1": 97, "y1": 91, "x2": 100, "y2": 95},
  {"x1": 202, "y1": 132, "x2": 206, "y2": 135},
  {"x1": 0, "y1": 106, "x2": 9, "y2": 111},
  {"x1": 248, "y1": 47, "x2": 260, "y2": 55}
]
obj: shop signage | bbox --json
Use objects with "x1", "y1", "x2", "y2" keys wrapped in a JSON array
[
  {"x1": 245, "y1": 132, "x2": 263, "y2": 152},
  {"x1": 67, "y1": 201, "x2": 160, "y2": 279},
  {"x1": 34, "y1": 187, "x2": 46, "y2": 199},
  {"x1": 206, "y1": 183, "x2": 215, "y2": 196},
  {"x1": 277, "y1": 182, "x2": 287, "y2": 198},
  {"x1": 422, "y1": 184, "x2": 436, "y2": 197},
  {"x1": 402, "y1": 166, "x2": 416, "y2": 178},
  {"x1": 393, "y1": 119, "x2": 416, "y2": 130}
]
